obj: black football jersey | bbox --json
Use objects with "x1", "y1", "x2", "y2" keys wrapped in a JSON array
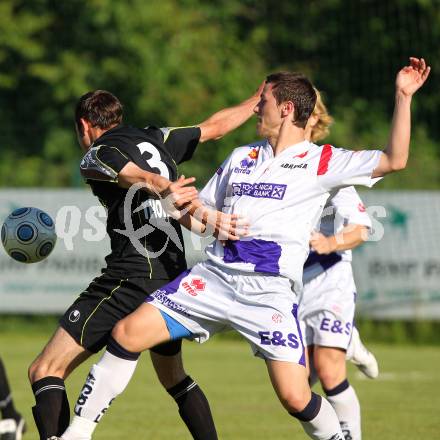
[{"x1": 79, "y1": 124, "x2": 201, "y2": 279}]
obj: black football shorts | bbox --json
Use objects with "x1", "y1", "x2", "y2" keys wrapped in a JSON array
[{"x1": 59, "y1": 273, "x2": 181, "y2": 355}]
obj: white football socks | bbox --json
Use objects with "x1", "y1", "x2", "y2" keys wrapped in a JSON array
[
  {"x1": 61, "y1": 416, "x2": 97, "y2": 440},
  {"x1": 300, "y1": 396, "x2": 345, "y2": 440},
  {"x1": 62, "y1": 350, "x2": 139, "y2": 439},
  {"x1": 291, "y1": 393, "x2": 344, "y2": 440},
  {"x1": 326, "y1": 384, "x2": 361, "y2": 440}
]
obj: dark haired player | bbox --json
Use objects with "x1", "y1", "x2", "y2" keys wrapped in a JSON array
[{"x1": 28, "y1": 86, "x2": 262, "y2": 440}]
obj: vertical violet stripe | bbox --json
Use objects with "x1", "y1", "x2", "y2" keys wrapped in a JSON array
[
  {"x1": 162, "y1": 269, "x2": 191, "y2": 294},
  {"x1": 291, "y1": 303, "x2": 306, "y2": 367},
  {"x1": 223, "y1": 239, "x2": 282, "y2": 274}
]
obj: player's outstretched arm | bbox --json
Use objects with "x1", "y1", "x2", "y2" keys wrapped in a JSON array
[
  {"x1": 198, "y1": 81, "x2": 265, "y2": 142},
  {"x1": 179, "y1": 197, "x2": 249, "y2": 240},
  {"x1": 177, "y1": 208, "x2": 249, "y2": 241},
  {"x1": 80, "y1": 146, "x2": 198, "y2": 207},
  {"x1": 373, "y1": 57, "x2": 431, "y2": 178},
  {"x1": 310, "y1": 224, "x2": 368, "y2": 255},
  {"x1": 118, "y1": 162, "x2": 198, "y2": 209}
]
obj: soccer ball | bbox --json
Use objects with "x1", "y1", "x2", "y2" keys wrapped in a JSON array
[{"x1": 1, "y1": 207, "x2": 57, "y2": 263}]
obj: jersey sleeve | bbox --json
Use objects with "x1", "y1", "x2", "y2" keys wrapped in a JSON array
[
  {"x1": 328, "y1": 187, "x2": 372, "y2": 228},
  {"x1": 160, "y1": 126, "x2": 201, "y2": 165},
  {"x1": 80, "y1": 145, "x2": 131, "y2": 182},
  {"x1": 198, "y1": 154, "x2": 234, "y2": 210},
  {"x1": 317, "y1": 145, "x2": 382, "y2": 191}
]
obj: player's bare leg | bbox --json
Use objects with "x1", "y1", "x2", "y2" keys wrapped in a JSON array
[
  {"x1": 305, "y1": 345, "x2": 320, "y2": 387},
  {"x1": 151, "y1": 350, "x2": 218, "y2": 440},
  {"x1": 29, "y1": 327, "x2": 92, "y2": 381},
  {"x1": 266, "y1": 359, "x2": 344, "y2": 439},
  {"x1": 29, "y1": 327, "x2": 93, "y2": 439},
  {"x1": 313, "y1": 346, "x2": 346, "y2": 390},
  {"x1": 314, "y1": 345, "x2": 361, "y2": 440},
  {"x1": 61, "y1": 304, "x2": 172, "y2": 440}
]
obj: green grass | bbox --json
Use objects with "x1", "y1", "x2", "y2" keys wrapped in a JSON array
[{"x1": 1, "y1": 327, "x2": 439, "y2": 439}]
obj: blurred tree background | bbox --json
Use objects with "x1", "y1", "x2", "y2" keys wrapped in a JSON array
[{"x1": 0, "y1": 0, "x2": 438, "y2": 188}]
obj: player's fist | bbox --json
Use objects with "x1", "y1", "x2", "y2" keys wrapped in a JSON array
[
  {"x1": 396, "y1": 57, "x2": 431, "y2": 97},
  {"x1": 309, "y1": 231, "x2": 337, "y2": 255},
  {"x1": 162, "y1": 175, "x2": 198, "y2": 210}
]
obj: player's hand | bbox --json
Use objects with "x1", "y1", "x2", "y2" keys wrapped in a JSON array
[
  {"x1": 396, "y1": 57, "x2": 431, "y2": 97},
  {"x1": 252, "y1": 80, "x2": 266, "y2": 100},
  {"x1": 202, "y1": 210, "x2": 250, "y2": 241},
  {"x1": 309, "y1": 231, "x2": 337, "y2": 255},
  {"x1": 160, "y1": 175, "x2": 198, "y2": 214}
]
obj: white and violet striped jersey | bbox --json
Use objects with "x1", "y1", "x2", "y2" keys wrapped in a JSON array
[
  {"x1": 302, "y1": 186, "x2": 372, "y2": 284},
  {"x1": 199, "y1": 139, "x2": 381, "y2": 290}
]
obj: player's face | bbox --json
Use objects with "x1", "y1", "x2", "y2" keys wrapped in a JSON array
[{"x1": 254, "y1": 83, "x2": 282, "y2": 139}]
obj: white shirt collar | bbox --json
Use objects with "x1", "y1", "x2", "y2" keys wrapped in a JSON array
[{"x1": 266, "y1": 139, "x2": 312, "y2": 157}]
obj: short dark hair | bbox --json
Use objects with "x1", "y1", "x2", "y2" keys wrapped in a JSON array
[
  {"x1": 266, "y1": 72, "x2": 316, "y2": 129},
  {"x1": 75, "y1": 90, "x2": 123, "y2": 134}
]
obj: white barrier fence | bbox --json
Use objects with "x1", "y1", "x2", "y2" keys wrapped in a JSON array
[{"x1": 1, "y1": 189, "x2": 439, "y2": 319}]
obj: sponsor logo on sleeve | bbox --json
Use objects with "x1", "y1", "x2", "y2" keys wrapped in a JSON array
[
  {"x1": 248, "y1": 148, "x2": 259, "y2": 159},
  {"x1": 233, "y1": 157, "x2": 256, "y2": 174}
]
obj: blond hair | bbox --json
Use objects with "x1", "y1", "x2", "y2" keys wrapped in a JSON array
[{"x1": 310, "y1": 89, "x2": 333, "y2": 143}]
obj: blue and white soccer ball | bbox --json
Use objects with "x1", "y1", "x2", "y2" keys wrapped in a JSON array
[{"x1": 1, "y1": 207, "x2": 57, "y2": 263}]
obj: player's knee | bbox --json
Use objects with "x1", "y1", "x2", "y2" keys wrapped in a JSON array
[
  {"x1": 279, "y1": 388, "x2": 311, "y2": 413},
  {"x1": 112, "y1": 318, "x2": 137, "y2": 351},
  {"x1": 314, "y1": 350, "x2": 345, "y2": 389},
  {"x1": 28, "y1": 356, "x2": 64, "y2": 383},
  {"x1": 317, "y1": 366, "x2": 345, "y2": 390},
  {"x1": 28, "y1": 360, "x2": 38, "y2": 383}
]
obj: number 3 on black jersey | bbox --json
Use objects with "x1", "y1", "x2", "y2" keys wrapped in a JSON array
[{"x1": 136, "y1": 142, "x2": 170, "y2": 179}]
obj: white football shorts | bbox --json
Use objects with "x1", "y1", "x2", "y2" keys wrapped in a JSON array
[
  {"x1": 147, "y1": 260, "x2": 306, "y2": 364},
  {"x1": 299, "y1": 261, "x2": 356, "y2": 350}
]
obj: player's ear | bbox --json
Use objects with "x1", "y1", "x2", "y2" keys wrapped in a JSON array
[
  {"x1": 79, "y1": 118, "x2": 90, "y2": 136},
  {"x1": 281, "y1": 101, "x2": 294, "y2": 118}
]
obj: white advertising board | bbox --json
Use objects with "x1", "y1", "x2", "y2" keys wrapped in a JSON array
[{"x1": 1, "y1": 189, "x2": 439, "y2": 319}]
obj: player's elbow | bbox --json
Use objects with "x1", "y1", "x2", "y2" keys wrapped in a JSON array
[
  {"x1": 389, "y1": 159, "x2": 407, "y2": 172},
  {"x1": 199, "y1": 121, "x2": 225, "y2": 143},
  {"x1": 386, "y1": 151, "x2": 409, "y2": 172},
  {"x1": 378, "y1": 155, "x2": 408, "y2": 176}
]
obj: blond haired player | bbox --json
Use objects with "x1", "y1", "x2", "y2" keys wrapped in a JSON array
[{"x1": 300, "y1": 90, "x2": 378, "y2": 440}]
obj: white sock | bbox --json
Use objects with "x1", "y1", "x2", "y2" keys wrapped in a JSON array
[
  {"x1": 61, "y1": 416, "x2": 97, "y2": 440},
  {"x1": 62, "y1": 349, "x2": 139, "y2": 439},
  {"x1": 292, "y1": 393, "x2": 344, "y2": 440},
  {"x1": 326, "y1": 384, "x2": 361, "y2": 440}
]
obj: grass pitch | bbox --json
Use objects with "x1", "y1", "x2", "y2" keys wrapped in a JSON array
[{"x1": 1, "y1": 325, "x2": 439, "y2": 439}]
